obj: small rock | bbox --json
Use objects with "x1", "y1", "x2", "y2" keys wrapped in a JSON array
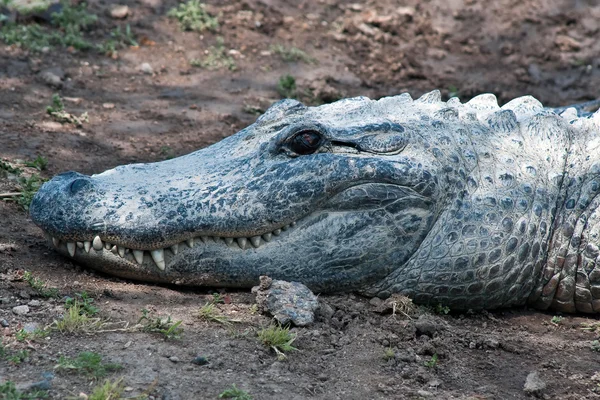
[
  {"x1": 102, "y1": 103, "x2": 115, "y2": 109},
  {"x1": 28, "y1": 300, "x2": 41, "y2": 307},
  {"x1": 317, "y1": 374, "x2": 329, "y2": 382},
  {"x1": 191, "y1": 356, "x2": 209, "y2": 365},
  {"x1": 524, "y1": 370, "x2": 546, "y2": 397},
  {"x1": 252, "y1": 276, "x2": 319, "y2": 326},
  {"x1": 396, "y1": 349, "x2": 416, "y2": 363},
  {"x1": 0, "y1": 319, "x2": 9, "y2": 327},
  {"x1": 414, "y1": 315, "x2": 440, "y2": 337},
  {"x1": 369, "y1": 297, "x2": 383, "y2": 308},
  {"x1": 139, "y1": 63, "x2": 154, "y2": 75},
  {"x1": 110, "y1": 5, "x2": 129, "y2": 19},
  {"x1": 39, "y1": 67, "x2": 65, "y2": 88},
  {"x1": 316, "y1": 302, "x2": 335, "y2": 320},
  {"x1": 19, "y1": 290, "x2": 31, "y2": 299},
  {"x1": 417, "y1": 390, "x2": 434, "y2": 397},
  {"x1": 12, "y1": 305, "x2": 30, "y2": 315},
  {"x1": 484, "y1": 337, "x2": 500, "y2": 349},
  {"x1": 23, "y1": 322, "x2": 39, "y2": 333},
  {"x1": 168, "y1": 356, "x2": 180, "y2": 363}
]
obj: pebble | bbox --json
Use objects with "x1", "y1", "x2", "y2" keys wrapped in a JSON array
[
  {"x1": 139, "y1": 63, "x2": 154, "y2": 75},
  {"x1": 110, "y1": 5, "x2": 129, "y2": 19},
  {"x1": 23, "y1": 322, "x2": 39, "y2": 333},
  {"x1": 168, "y1": 356, "x2": 180, "y2": 363},
  {"x1": 28, "y1": 300, "x2": 41, "y2": 307},
  {"x1": 316, "y1": 302, "x2": 335, "y2": 320},
  {"x1": 417, "y1": 390, "x2": 434, "y2": 397},
  {"x1": 0, "y1": 319, "x2": 8, "y2": 327},
  {"x1": 39, "y1": 67, "x2": 65, "y2": 88},
  {"x1": 524, "y1": 371, "x2": 546, "y2": 397},
  {"x1": 103, "y1": 103, "x2": 116, "y2": 109},
  {"x1": 12, "y1": 305, "x2": 30, "y2": 315},
  {"x1": 414, "y1": 316, "x2": 440, "y2": 337},
  {"x1": 191, "y1": 356, "x2": 209, "y2": 365}
]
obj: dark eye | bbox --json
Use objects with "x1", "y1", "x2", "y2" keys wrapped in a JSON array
[{"x1": 289, "y1": 130, "x2": 323, "y2": 155}]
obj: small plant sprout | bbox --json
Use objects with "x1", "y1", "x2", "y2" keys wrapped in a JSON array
[
  {"x1": 277, "y1": 74, "x2": 296, "y2": 98},
  {"x1": 190, "y1": 37, "x2": 236, "y2": 71},
  {"x1": 168, "y1": 0, "x2": 218, "y2": 32},
  {"x1": 270, "y1": 44, "x2": 316, "y2": 64},
  {"x1": 218, "y1": 384, "x2": 253, "y2": 400},
  {"x1": 551, "y1": 315, "x2": 564, "y2": 325},
  {"x1": 65, "y1": 292, "x2": 99, "y2": 316},
  {"x1": 46, "y1": 93, "x2": 89, "y2": 126},
  {"x1": 383, "y1": 347, "x2": 395, "y2": 361},
  {"x1": 138, "y1": 309, "x2": 184, "y2": 339},
  {"x1": 198, "y1": 303, "x2": 232, "y2": 325},
  {"x1": 24, "y1": 155, "x2": 48, "y2": 171},
  {"x1": 86, "y1": 378, "x2": 126, "y2": 400},
  {"x1": 52, "y1": 300, "x2": 104, "y2": 333},
  {"x1": 591, "y1": 340, "x2": 600, "y2": 352},
  {"x1": 257, "y1": 324, "x2": 297, "y2": 360},
  {"x1": 424, "y1": 353, "x2": 439, "y2": 368},
  {"x1": 55, "y1": 351, "x2": 122, "y2": 379},
  {"x1": 23, "y1": 271, "x2": 59, "y2": 298}
]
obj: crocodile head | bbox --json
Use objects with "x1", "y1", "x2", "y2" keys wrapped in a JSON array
[{"x1": 30, "y1": 93, "x2": 447, "y2": 292}]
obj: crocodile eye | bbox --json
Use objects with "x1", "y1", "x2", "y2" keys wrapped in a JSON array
[{"x1": 289, "y1": 130, "x2": 323, "y2": 155}]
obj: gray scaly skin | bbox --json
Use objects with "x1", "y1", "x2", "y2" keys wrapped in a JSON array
[{"x1": 29, "y1": 90, "x2": 600, "y2": 312}]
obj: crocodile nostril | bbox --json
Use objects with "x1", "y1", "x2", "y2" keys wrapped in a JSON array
[{"x1": 69, "y1": 178, "x2": 92, "y2": 194}]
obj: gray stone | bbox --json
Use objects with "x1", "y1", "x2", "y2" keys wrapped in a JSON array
[
  {"x1": 12, "y1": 305, "x2": 30, "y2": 315},
  {"x1": 523, "y1": 370, "x2": 546, "y2": 397},
  {"x1": 39, "y1": 68, "x2": 65, "y2": 88},
  {"x1": 139, "y1": 63, "x2": 154, "y2": 75},
  {"x1": 28, "y1": 300, "x2": 41, "y2": 307},
  {"x1": 110, "y1": 5, "x2": 129, "y2": 19},
  {"x1": 253, "y1": 276, "x2": 319, "y2": 326},
  {"x1": 0, "y1": 319, "x2": 9, "y2": 327},
  {"x1": 414, "y1": 316, "x2": 441, "y2": 337}
]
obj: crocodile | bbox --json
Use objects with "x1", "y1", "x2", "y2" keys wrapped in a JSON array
[{"x1": 29, "y1": 90, "x2": 600, "y2": 312}]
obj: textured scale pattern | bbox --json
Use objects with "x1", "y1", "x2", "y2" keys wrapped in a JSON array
[{"x1": 29, "y1": 90, "x2": 600, "y2": 312}]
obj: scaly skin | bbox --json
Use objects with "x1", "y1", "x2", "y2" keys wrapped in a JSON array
[{"x1": 29, "y1": 91, "x2": 600, "y2": 312}]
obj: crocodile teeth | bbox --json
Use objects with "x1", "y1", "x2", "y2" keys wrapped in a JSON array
[
  {"x1": 150, "y1": 249, "x2": 165, "y2": 270},
  {"x1": 52, "y1": 237, "x2": 60, "y2": 247},
  {"x1": 92, "y1": 236, "x2": 103, "y2": 251},
  {"x1": 110, "y1": 245, "x2": 118, "y2": 254},
  {"x1": 186, "y1": 238, "x2": 194, "y2": 248},
  {"x1": 262, "y1": 233, "x2": 272, "y2": 242},
  {"x1": 250, "y1": 236, "x2": 262, "y2": 248},
  {"x1": 281, "y1": 224, "x2": 290, "y2": 231},
  {"x1": 67, "y1": 242, "x2": 76, "y2": 257},
  {"x1": 83, "y1": 241, "x2": 91, "y2": 253},
  {"x1": 76, "y1": 242, "x2": 84, "y2": 249},
  {"x1": 272, "y1": 229, "x2": 281, "y2": 236},
  {"x1": 290, "y1": 221, "x2": 296, "y2": 227},
  {"x1": 170, "y1": 244, "x2": 178, "y2": 255},
  {"x1": 200, "y1": 236, "x2": 210, "y2": 243},
  {"x1": 133, "y1": 250, "x2": 144, "y2": 264},
  {"x1": 236, "y1": 237, "x2": 247, "y2": 249},
  {"x1": 118, "y1": 246, "x2": 125, "y2": 258},
  {"x1": 224, "y1": 237, "x2": 234, "y2": 246},
  {"x1": 104, "y1": 242, "x2": 112, "y2": 250}
]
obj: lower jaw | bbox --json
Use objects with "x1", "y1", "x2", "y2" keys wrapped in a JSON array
[{"x1": 43, "y1": 221, "x2": 296, "y2": 272}]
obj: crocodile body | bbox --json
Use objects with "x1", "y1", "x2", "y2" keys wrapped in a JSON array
[{"x1": 30, "y1": 91, "x2": 600, "y2": 312}]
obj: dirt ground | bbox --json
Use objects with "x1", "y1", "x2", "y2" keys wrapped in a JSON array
[{"x1": 1, "y1": 0, "x2": 600, "y2": 398}]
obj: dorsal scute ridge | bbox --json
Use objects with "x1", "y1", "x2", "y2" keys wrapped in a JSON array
[
  {"x1": 466, "y1": 93, "x2": 500, "y2": 111},
  {"x1": 416, "y1": 89, "x2": 442, "y2": 104},
  {"x1": 501, "y1": 95, "x2": 544, "y2": 120}
]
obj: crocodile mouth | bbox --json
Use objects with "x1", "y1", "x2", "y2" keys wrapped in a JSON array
[{"x1": 42, "y1": 221, "x2": 297, "y2": 271}]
